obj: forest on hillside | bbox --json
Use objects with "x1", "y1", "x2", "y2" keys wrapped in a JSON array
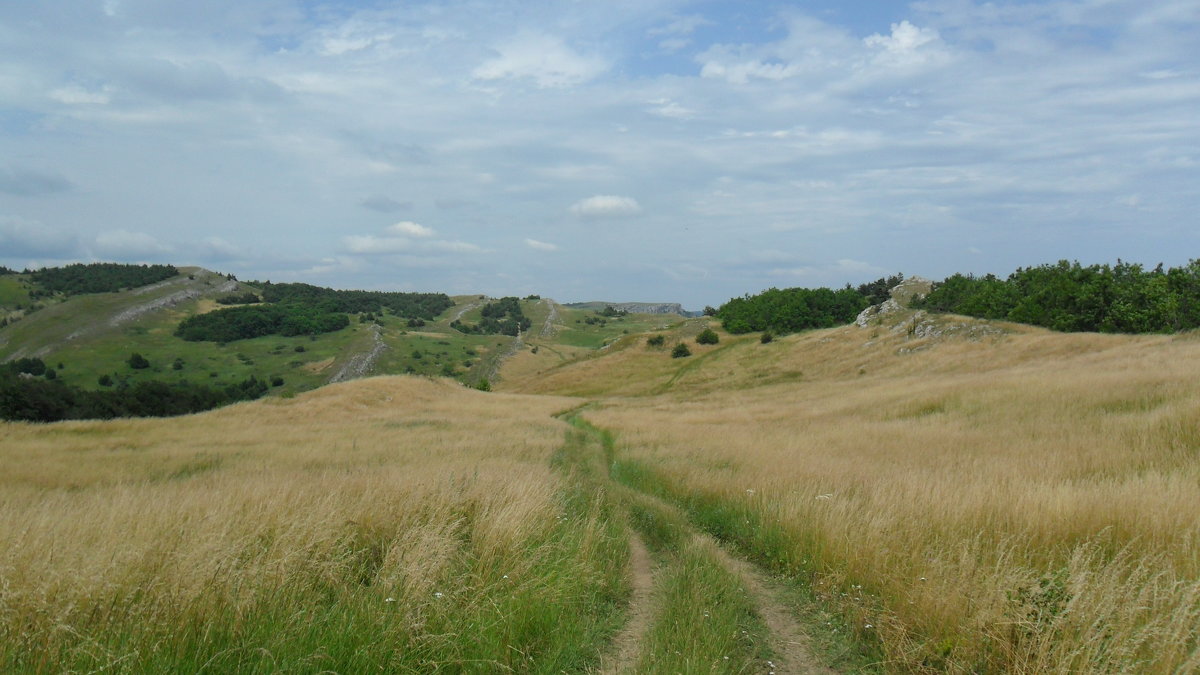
[
  {"x1": 914, "y1": 259, "x2": 1200, "y2": 333},
  {"x1": 29, "y1": 263, "x2": 178, "y2": 295}
]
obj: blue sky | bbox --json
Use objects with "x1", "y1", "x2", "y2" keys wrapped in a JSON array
[{"x1": 1, "y1": 0, "x2": 1197, "y2": 308}]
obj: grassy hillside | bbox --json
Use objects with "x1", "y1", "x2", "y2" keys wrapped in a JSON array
[
  {"x1": 5, "y1": 275, "x2": 1199, "y2": 672},
  {"x1": 0, "y1": 275, "x2": 680, "y2": 401},
  {"x1": 553, "y1": 309, "x2": 1200, "y2": 672}
]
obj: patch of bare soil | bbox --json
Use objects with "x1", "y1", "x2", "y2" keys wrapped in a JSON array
[
  {"x1": 596, "y1": 533, "x2": 655, "y2": 675},
  {"x1": 704, "y1": 536, "x2": 836, "y2": 675}
]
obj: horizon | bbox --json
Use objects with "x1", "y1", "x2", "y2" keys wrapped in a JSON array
[{"x1": 2, "y1": 1, "x2": 1197, "y2": 308}]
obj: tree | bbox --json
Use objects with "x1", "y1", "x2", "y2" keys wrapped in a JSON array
[
  {"x1": 671, "y1": 343, "x2": 691, "y2": 358},
  {"x1": 696, "y1": 328, "x2": 719, "y2": 345},
  {"x1": 128, "y1": 353, "x2": 150, "y2": 370}
]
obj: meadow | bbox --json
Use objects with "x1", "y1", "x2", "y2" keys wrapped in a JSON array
[
  {"x1": 3, "y1": 300, "x2": 1199, "y2": 672},
  {"x1": 0, "y1": 378, "x2": 628, "y2": 672},
  {"x1": 572, "y1": 316, "x2": 1200, "y2": 672}
]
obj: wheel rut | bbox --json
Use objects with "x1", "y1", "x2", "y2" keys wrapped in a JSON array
[
  {"x1": 597, "y1": 532, "x2": 655, "y2": 675},
  {"x1": 568, "y1": 413, "x2": 837, "y2": 675}
]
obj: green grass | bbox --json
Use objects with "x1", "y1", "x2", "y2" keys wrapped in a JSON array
[
  {"x1": 552, "y1": 307, "x2": 682, "y2": 350},
  {"x1": 0, "y1": 275, "x2": 34, "y2": 308},
  {"x1": 635, "y1": 538, "x2": 769, "y2": 674}
]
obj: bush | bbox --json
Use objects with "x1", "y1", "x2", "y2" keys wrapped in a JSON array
[
  {"x1": 760, "y1": 331, "x2": 774, "y2": 344},
  {"x1": 98, "y1": 374, "x2": 113, "y2": 387},
  {"x1": 696, "y1": 328, "x2": 719, "y2": 345},
  {"x1": 475, "y1": 379, "x2": 492, "y2": 392},
  {"x1": 647, "y1": 334, "x2": 666, "y2": 347},
  {"x1": 671, "y1": 343, "x2": 691, "y2": 358},
  {"x1": 128, "y1": 353, "x2": 150, "y2": 370}
]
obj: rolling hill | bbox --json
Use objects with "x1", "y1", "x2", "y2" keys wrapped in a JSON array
[{"x1": 2, "y1": 266, "x2": 1198, "y2": 672}]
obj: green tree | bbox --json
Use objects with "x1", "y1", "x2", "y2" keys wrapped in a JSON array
[
  {"x1": 128, "y1": 353, "x2": 150, "y2": 370},
  {"x1": 671, "y1": 343, "x2": 691, "y2": 358},
  {"x1": 696, "y1": 328, "x2": 719, "y2": 345}
]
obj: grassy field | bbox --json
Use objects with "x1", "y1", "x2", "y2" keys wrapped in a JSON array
[
  {"x1": 0, "y1": 378, "x2": 632, "y2": 672},
  {"x1": 4, "y1": 289, "x2": 1199, "y2": 672},
  {"x1": 576, "y1": 314, "x2": 1200, "y2": 672}
]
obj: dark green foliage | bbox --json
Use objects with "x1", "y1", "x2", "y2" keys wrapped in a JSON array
[
  {"x1": 452, "y1": 297, "x2": 531, "y2": 336},
  {"x1": 175, "y1": 304, "x2": 349, "y2": 342},
  {"x1": 8, "y1": 357, "x2": 46, "y2": 376},
  {"x1": 257, "y1": 282, "x2": 452, "y2": 319},
  {"x1": 475, "y1": 378, "x2": 492, "y2": 392},
  {"x1": 856, "y1": 273, "x2": 905, "y2": 306},
  {"x1": 43, "y1": 368, "x2": 56, "y2": 380},
  {"x1": 29, "y1": 263, "x2": 177, "y2": 295},
  {"x1": 914, "y1": 259, "x2": 1200, "y2": 334},
  {"x1": 294, "y1": 345, "x2": 306, "y2": 353},
  {"x1": 647, "y1": 334, "x2": 666, "y2": 347},
  {"x1": 760, "y1": 331, "x2": 774, "y2": 344},
  {"x1": 0, "y1": 266, "x2": 16, "y2": 275},
  {"x1": 703, "y1": 305, "x2": 717, "y2": 316},
  {"x1": 172, "y1": 358, "x2": 184, "y2": 371},
  {"x1": 406, "y1": 317, "x2": 425, "y2": 328},
  {"x1": 599, "y1": 305, "x2": 627, "y2": 317},
  {"x1": 127, "y1": 353, "x2": 150, "y2": 369},
  {"x1": 215, "y1": 292, "x2": 261, "y2": 305},
  {"x1": 695, "y1": 328, "x2": 719, "y2": 345},
  {"x1": 671, "y1": 343, "x2": 691, "y2": 358},
  {"x1": 0, "y1": 370, "x2": 268, "y2": 422},
  {"x1": 717, "y1": 286, "x2": 868, "y2": 335},
  {"x1": 98, "y1": 374, "x2": 113, "y2": 387},
  {"x1": 271, "y1": 376, "x2": 284, "y2": 387}
]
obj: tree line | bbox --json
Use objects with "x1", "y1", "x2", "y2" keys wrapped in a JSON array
[
  {"x1": 257, "y1": 282, "x2": 453, "y2": 318},
  {"x1": 175, "y1": 303, "x2": 350, "y2": 342},
  {"x1": 0, "y1": 366, "x2": 268, "y2": 423},
  {"x1": 451, "y1": 297, "x2": 531, "y2": 336},
  {"x1": 717, "y1": 286, "x2": 870, "y2": 334},
  {"x1": 913, "y1": 259, "x2": 1200, "y2": 333},
  {"x1": 29, "y1": 263, "x2": 178, "y2": 295}
]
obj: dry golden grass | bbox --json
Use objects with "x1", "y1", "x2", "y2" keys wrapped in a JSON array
[
  {"x1": 0, "y1": 377, "x2": 624, "y2": 671},
  {"x1": 578, "y1": 315, "x2": 1200, "y2": 671}
]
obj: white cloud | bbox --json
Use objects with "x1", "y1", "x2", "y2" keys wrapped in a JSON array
[
  {"x1": 570, "y1": 195, "x2": 642, "y2": 218},
  {"x1": 49, "y1": 84, "x2": 113, "y2": 105},
  {"x1": 769, "y1": 259, "x2": 887, "y2": 281},
  {"x1": 864, "y1": 21, "x2": 945, "y2": 68},
  {"x1": 344, "y1": 235, "x2": 411, "y2": 255},
  {"x1": 473, "y1": 32, "x2": 606, "y2": 87},
  {"x1": 387, "y1": 220, "x2": 435, "y2": 238},
  {"x1": 525, "y1": 238, "x2": 558, "y2": 251},
  {"x1": 94, "y1": 229, "x2": 173, "y2": 258},
  {"x1": 195, "y1": 236, "x2": 241, "y2": 260},
  {"x1": 647, "y1": 98, "x2": 695, "y2": 120}
]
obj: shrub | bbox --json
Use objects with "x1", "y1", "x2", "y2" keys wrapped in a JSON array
[
  {"x1": 128, "y1": 353, "x2": 150, "y2": 370},
  {"x1": 696, "y1": 328, "x2": 719, "y2": 345},
  {"x1": 271, "y1": 376, "x2": 284, "y2": 387},
  {"x1": 671, "y1": 343, "x2": 691, "y2": 358},
  {"x1": 647, "y1": 335, "x2": 666, "y2": 347},
  {"x1": 760, "y1": 331, "x2": 774, "y2": 344},
  {"x1": 98, "y1": 374, "x2": 113, "y2": 387},
  {"x1": 475, "y1": 379, "x2": 492, "y2": 392}
]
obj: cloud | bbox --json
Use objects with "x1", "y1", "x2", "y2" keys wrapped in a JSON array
[
  {"x1": 863, "y1": 21, "x2": 945, "y2": 68},
  {"x1": 387, "y1": 221, "x2": 435, "y2": 238},
  {"x1": 49, "y1": 84, "x2": 113, "y2": 105},
  {"x1": 93, "y1": 229, "x2": 173, "y2": 259},
  {"x1": 473, "y1": 32, "x2": 606, "y2": 87},
  {"x1": 570, "y1": 195, "x2": 642, "y2": 218},
  {"x1": 647, "y1": 98, "x2": 695, "y2": 119},
  {"x1": 0, "y1": 216, "x2": 80, "y2": 258},
  {"x1": 344, "y1": 235, "x2": 411, "y2": 255},
  {"x1": 525, "y1": 238, "x2": 558, "y2": 252},
  {"x1": 360, "y1": 195, "x2": 412, "y2": 213},
  {"x1": 769, "y1": 258, "x2": 888, "y2": 282},
  {"x1": 0, "y1": 167, "x2": 74, "y2": 196},
  {"x1": 194, "y1": 236, "x2": 241, "y2": 261}
]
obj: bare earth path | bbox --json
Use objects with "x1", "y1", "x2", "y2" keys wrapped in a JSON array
[
  {"x1": 596, "y1": 533, "x2": 655, "y2": 675},
  {"x1": 539, "y1": 298, "x2": 561, "y2": 338},
  {"x1": 705, "y1": 536, "x2": 837, "y2": 674},
  {"x1": 328, "y1": 324, "x2": 386, "y2": 383}
]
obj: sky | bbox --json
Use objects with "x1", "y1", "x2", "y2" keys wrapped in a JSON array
[{"x1": 1, "y1": 0, "x2": 1198, "y2": 308}]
